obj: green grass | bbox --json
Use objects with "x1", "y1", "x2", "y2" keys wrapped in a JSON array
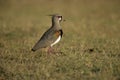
[{"x1": 0, "y1": 0, "x2": 120, "y2": 80}]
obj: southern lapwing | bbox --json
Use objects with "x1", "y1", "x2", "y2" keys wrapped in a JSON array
[{"x1": 31, "y1": 14, "x2": 63, "y2": 53}]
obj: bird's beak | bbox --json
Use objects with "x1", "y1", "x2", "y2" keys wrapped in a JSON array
[{"x1": 63, "y1": 19, "x2": 66, "y2": 21}]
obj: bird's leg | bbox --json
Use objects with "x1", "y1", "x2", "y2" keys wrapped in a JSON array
[{"x1": 47, "y1": 46, "x2": 54, "y2": 54}]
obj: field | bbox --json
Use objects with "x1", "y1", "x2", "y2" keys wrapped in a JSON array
[{"x1": 0, "y1": 0, "x2": 120, "y2": 80}]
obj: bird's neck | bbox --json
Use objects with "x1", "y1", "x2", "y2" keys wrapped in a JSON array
[{"x1": 52, "y1": 20, "x2": 61, "y2": 30}]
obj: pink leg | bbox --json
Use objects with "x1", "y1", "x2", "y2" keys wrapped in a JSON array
[{"x1": 47, "y1": 47, "x2": 54, "y2": 54}]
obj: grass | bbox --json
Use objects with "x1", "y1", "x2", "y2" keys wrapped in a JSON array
[{"x1": 0, "y1": 0, "x2": 120, "y2": 80}]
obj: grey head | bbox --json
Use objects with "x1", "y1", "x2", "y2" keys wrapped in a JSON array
[
  {"x1": 49, "y1": 14, "x2": 63, "y2": 29},
  {"x1": 51, "y1": 14, "x2": 62, "y2": 22}
]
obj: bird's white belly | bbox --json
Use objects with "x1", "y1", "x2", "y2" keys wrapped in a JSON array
[{"x1": 51, "y1": 36, "x2": 61, "y2": 47}]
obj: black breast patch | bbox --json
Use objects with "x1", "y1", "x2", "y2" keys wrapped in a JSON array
[{"x1": 59, "y1": 29, "x2": 63, "y2": 38}]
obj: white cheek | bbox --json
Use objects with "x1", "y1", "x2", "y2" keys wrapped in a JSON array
[{"x1": 59, "y1": 17, "x2": 62, "y2": 21}]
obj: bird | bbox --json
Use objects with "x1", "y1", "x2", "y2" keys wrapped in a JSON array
[{"x1": 31, "y1": 14, "x2": 63, "y2": 53}]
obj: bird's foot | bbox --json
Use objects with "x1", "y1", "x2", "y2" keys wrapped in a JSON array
[
  {"x1": 47, "y1": 47, "x2": 55, "y2": 54},
  {"x1": 47, "y1": 47, "x2": 64, "y2": 55}
]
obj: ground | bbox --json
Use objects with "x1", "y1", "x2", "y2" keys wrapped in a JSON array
[{"x1": 0, "y1": 0, "x2": 120, "y2": 80}]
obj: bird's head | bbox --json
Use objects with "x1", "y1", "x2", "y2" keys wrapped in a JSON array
[{"x1": 49, "y1": 14, "x2": 63, "y2": 23}]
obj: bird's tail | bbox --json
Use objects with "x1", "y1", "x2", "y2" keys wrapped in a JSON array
[
  {"x1": 31, "y1": 44, "x2": 39, "y2": 52},
  {"x1": 31, "y1": 40, "x2": 44, "y2": 52},
  {"x1": 31, "y1": 48, "x2": 36, "y2": 52}
]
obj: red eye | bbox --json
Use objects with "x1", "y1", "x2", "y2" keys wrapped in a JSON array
[{"x1": 58, "y1": 16, "x2": 62, "y2": 18}]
